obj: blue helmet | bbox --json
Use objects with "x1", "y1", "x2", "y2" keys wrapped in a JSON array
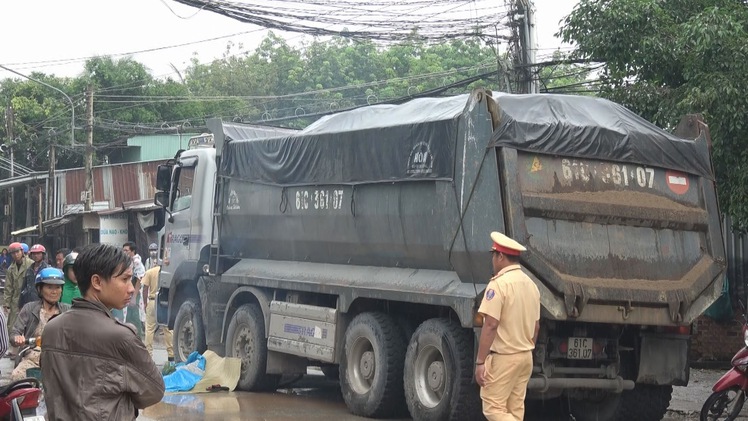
[
  {"x1": 36, "y1": 267, "x2": 65, "y2": 286},
  {"x1": 20, "y1": 243, "x2": 29, "y2": 254}
]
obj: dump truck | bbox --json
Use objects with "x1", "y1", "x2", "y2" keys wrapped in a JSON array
[{"x1": 153, "y1": 89, "x2": 725, "y2": 421}]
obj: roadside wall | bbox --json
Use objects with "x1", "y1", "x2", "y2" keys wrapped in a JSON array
[{"x1": 691, "y1": 313, "x2": 744, "y2": 362}]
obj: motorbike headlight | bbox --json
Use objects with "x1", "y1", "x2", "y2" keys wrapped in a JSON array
[{"x1": 743, "y1": 327, "x2": 748, "y2": 347}]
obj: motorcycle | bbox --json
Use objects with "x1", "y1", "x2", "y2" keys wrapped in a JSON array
[
  {"x1": 14, "y1": 337, "x2": 41, "y2": 369},
  {"x1": 700, "y1": 315, "x2": 748, "y2": 420},
  {"x1": 5, "y1": 337, "x2": 44, "y2": 421},
  {"x1": 0, "y1": 378, "x2": 42, "y2": 421}
]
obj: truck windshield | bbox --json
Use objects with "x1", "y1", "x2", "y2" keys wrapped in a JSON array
[{"x1": 172, "y1": 166, "x2": 195, "y2": 213}]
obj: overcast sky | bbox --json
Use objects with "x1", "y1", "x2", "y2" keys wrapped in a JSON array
[{"x1": 1, "y1": 0, "x2": 578, "y2": 80}]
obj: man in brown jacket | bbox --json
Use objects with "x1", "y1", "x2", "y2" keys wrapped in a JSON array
[{"x1": 41, "y1": 243, "x2": 165, "y2": 420}]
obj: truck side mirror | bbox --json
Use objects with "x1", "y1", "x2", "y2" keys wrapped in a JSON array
[
  {"x1": 154, "y1": 191, "x2": 170, "y2": 208},
  {"x1": 156, "y1": 165, "x2": 172, "y2": 191},
  {"x1": 154, "y1": 191, "x2": 174, "y2": 223}
]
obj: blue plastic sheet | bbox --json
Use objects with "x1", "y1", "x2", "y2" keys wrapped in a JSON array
[{"x1": 163, "y1": 351, "x2": 206, "y2": 392}]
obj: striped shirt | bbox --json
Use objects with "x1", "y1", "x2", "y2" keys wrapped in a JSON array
[{"x1": 0, "y1": 310, "x2": 10, "y2": 358}]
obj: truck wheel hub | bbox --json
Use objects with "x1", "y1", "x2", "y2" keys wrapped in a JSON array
[
  {"x1": 360, "y1": 351, "x2": 375, "y2": 379},
  {"x1": 427, "y1": 361, "x2": 444, "y2": 391}
]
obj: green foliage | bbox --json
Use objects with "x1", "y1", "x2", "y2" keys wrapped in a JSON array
[
  {"x1": 0, "y1": 74, "x2": 78, "y2": 170},
  {"x1": 559, "y1": 0, "x2": 748, "y2": 228},
  {"x1": 538, "y1": 50, "x2": 599, "y2": 94},
  {"x1": 1, "y1": 34, "x2": 500, "y2": 170},
  {"x1": 183, "y1": 33, "x2": 499, "y2": 126}
]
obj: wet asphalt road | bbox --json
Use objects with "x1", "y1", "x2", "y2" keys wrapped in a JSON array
[
  {"x1": 139, "y1": 375, "x2": 392, "y2": 421},
  {"x1": 0, "y1": 331, "x2": 743, "y2": 420},
  {"x1": 141, "y1": 336, "x2": 747, "y2": 421}
]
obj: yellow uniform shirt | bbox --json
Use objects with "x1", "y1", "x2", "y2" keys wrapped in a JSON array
[
  {"x1": 141, "y1": 266, "x2": 160, "y2": 300},
  {"x1": 478, "y1": 264, "x2": 540, "y2": 354}
]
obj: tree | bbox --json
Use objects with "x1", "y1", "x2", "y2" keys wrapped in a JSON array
[
  {"x1": 0, "y1": 74, "x2": 79, "y2": 171},
  {"x1": 183, "y1": 33, "x2": 500, "y2": 127},
  {"x1": 1, "y1": 34, "x2": 503, "y2": 166},
  {"x1": 78, "y1": 56, "x2": 160, "y2": 157},
  {"x1": 537, "y1": 50, "x2": 599, "y2": 94},
  {"x1": 559, "y1": 0, "x2": 748, "y2": 228}
]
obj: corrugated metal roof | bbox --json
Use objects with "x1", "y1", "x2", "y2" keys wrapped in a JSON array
[
  {"x1": 57, "y1": 161, "x2": 164, "y2": 214},
  {"x1": 128, "y1": 134, "x2": 199, "y2": 161}
]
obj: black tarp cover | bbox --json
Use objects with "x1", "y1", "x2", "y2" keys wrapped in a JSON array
[
  {"x1": 489, "y1": 93, "x2": 713, "y2": 179},
  {"x1": 221, "y1": 95, "x2": 469, "y2": 185},
  {"x1": 221, "y1": 91, "x2": 714, "y2": 185},
  {"x1": 220, "y1": 121, "x2": 299, "y2": 141}
]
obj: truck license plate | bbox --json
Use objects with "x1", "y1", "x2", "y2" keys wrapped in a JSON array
[{"x1": 567, "y1": 337, "x2": 593, "y2": 360}]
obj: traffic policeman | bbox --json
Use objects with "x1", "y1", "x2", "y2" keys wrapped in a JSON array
[{"x1": 475, "y1": 231, "x2": 540, "y2": 421}]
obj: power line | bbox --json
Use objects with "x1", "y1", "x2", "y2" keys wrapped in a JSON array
[
  {"x1": 172, "y1": 0, "x2": 511, "y2": 42},
  {"x1": 4, "y1": 29, "x2": 267, "y2": 71}
]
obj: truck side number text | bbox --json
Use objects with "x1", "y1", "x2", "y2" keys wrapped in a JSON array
[
  {"x1": 561, "y1": 159, "x2": 655, "y2": 189},
  {"x1": 295, "y1": 189, "x2": 345, "y2": 211}
]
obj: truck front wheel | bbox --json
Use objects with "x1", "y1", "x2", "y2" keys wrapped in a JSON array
[
  {"x1": 404, "y1": 318, "x2": 481, "y2": 421},
  {"x1": 340, "y1": 312, "x2": 406, "y2": 418},
  {"x1": 225, "y1": 303, "x2": 280, "y2": 391},
  {"x1": 173, "y1": 298, "x2": 206, "y2": 362}
]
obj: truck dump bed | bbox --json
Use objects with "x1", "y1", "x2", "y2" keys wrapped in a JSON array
[
  {"x1": 215, "y1": 90, "x2": 724, "y2": 326},
  {"x1": 489, "y1": 94, "x2": 724, "y2": 325}
]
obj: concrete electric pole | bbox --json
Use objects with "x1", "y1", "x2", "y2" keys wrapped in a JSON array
[
  {"x1": 4, "y1": 106, "x2": 14, "y2": 235},
  {"x1": 509, "y1": 0, "x2": 539, "y2": 94},
  {"x1": 47, "y1": 128, "x2": 57, "y2": 223},
  {"x1": 84, "y1": 85, "x2": 94, "y2": 213}
]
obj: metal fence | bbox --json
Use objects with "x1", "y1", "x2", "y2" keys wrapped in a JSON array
[{"x1": 724, "y1": 215, "x2": 748, "y2": 302}]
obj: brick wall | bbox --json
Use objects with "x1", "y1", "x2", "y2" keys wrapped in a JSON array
[{"x1": 691, "y1": 313, "x2": 745, "y2": 362}]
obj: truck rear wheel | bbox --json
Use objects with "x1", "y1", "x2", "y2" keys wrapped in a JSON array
[
  {"x1": 404, "y1": 318, "x2": 481, "y2": 421},
  {"x1": 173, "y1": 298, "x2": 206, "y2": 362},
  {"x1": 340, "y1": 312, "x2": 406, "y2": 418},
  {"x1": 568, "y1": 393, "x2": 621, "y2": 421},
  {"x1": 225, "y1": 303, "x2": 280, "y2": 391},
  {"x1": 615, "y1": 384, "x2": 672, "y2": 421}
]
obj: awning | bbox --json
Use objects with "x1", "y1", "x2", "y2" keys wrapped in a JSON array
[
  {"x1": 122, "y1": 198, "x2": 160, "y2": 212},
  {"x1": 98, "y1": 208, "x2": 126, "y2": 216},
  {"x1": 43, "y1": 215, "x2": 79, "y2": 230},
  {"x1": 11, "y1": 225, "x2": 38, "y2": 236}
]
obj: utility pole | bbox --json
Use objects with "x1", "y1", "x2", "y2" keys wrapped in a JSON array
[
  {"x1": 37, "y1": 186, "x2": 43, "y2": 237},
  {"x1": 4, "y1": 106, "x2": 14, "y2": 235},
  {"x1": 47, "y1": 129, "x2": 57, "y2": 223},
  {"x1": 85, "y1": 85, "x2": 94, "y2": 213},
  {"x1": 512, "y1": 0, "x2": 539, "y2": 94}
]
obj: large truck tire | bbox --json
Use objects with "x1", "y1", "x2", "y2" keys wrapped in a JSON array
[
  {"x1": 172, "y1": 298, "x2": 206, "y2": 362},
  {"x1": 225, "y1": 303, "x2": 280, "y2": 391},
  {"x1": 320, "y1": 365, "x2": 340, "y2": 381},
  {"x1": 567, "y1": 394, "x2": 621, "y2": 421},
  {"x1": 340, "y1": 312, "x2": 407, "y2": 418},
  {"x1": 615, "y1": 384, "x2": 672, "y2": 421},
  {"x1": 404, "y1": 318, "x2": 482, "y2": 421}
]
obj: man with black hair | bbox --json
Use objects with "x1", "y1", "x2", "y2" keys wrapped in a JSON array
[
  {"x1": 122, "y1": 241, "x2": 146, "y2": 337},
  {"x1": 40, "y1": 243, "x2": 164, "y2": 421},
  {"x1": 54, "y1": 248, "x2": 70, "y2": 270}
]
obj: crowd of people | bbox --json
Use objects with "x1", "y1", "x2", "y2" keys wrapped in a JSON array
[{"x1": 0, "y1": 240, "x2": 170, "y2": 420}]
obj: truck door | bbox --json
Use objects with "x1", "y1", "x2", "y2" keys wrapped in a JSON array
[{"x1": 158, "y1": 159, "x2": 197, "y2": 324}]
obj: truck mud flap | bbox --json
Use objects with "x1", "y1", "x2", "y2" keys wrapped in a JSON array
[{"x1": 636, "y1": 334, "x2": 689, "y2": 386}]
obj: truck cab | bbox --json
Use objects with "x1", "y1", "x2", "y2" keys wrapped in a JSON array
[
  {"x1": 154, "y1": 125, "x2": 300, "y2": 360},
  {"x1": 154, "y1": 139, "x2": 216, "y2": 358}
]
